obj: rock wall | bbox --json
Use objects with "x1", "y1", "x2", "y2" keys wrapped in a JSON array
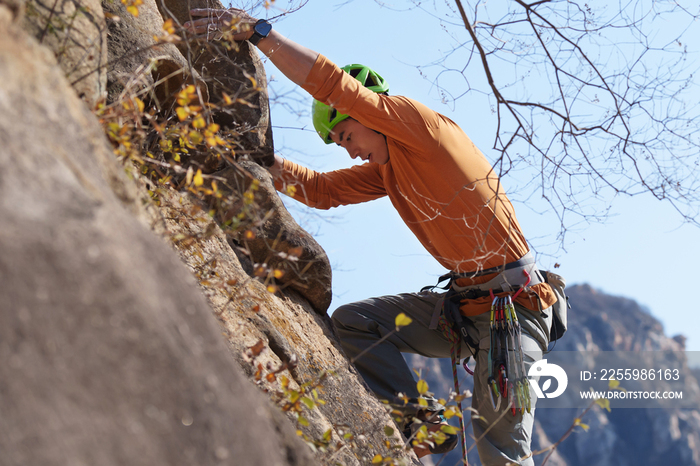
[
  {"x1": 0, "y1": 5, "x2": 311, "y2": 465},
  {"x1": 1, "y1": 0, "x2": 418, "y2": 464}
]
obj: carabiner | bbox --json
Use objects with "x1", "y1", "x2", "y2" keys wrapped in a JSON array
[
  {"x1": 511, "y1": 269, "x2": 532, "y2": 301},
  {"x1": 489, "y1": 378, "x2": 501, "y2": 411}
]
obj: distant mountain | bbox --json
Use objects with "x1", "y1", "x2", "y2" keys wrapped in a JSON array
[{"x1": 406, "y1": 284, "x2": 700, "y2": 466}]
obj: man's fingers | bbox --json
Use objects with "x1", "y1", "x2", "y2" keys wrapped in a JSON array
[
  {"x1": 184, "y1": 20, "x2": 212, "y2": 34},
  {"x1": 189, "y1": 8, "x2": 219, "y2": 17},
  {"x1": 189, "y1": 7, "x2": 243, "y2": 18}
]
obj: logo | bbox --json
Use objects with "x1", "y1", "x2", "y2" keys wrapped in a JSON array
[{"x1": 528, "y1": 359, "x2": 568, "y2": 399}]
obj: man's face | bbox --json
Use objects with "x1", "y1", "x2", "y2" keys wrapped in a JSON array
[{"x1": 330, "y1": 119, "x2": 389, "y2": 165}]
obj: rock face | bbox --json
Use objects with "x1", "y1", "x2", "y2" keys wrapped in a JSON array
[
  {"x1": 22, "y1": 0, "x2": 107, "y2": 106},
  {"x1": 155, "y1": 0, "x2": 275, "y2": 167},
  {"x1": 1, "y1": 0, "x2": 417, "y2": 465},
  {"x1": 0, "y1": 8, "x2": 311, "y2": 466},
  {"x1": 102, "y1": 0, "x2": 208, "y2": 109},
  {"x1": 406, "y1": 284, "x2": 700, "y2": 466}
]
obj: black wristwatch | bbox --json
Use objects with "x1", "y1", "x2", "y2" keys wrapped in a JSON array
[{"x1": 249, "y1": 19, "x2": 272, "y2": 46}]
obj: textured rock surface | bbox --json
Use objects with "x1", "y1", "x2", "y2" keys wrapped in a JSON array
[
  {"x1": 146, "y1": 180, "x2": 415, "y2": 465},
  {"x1": 407, "y1": 285, "x2": 700, "y2": 466},
  {"x1": 156, "y1": 0, "x2": 275, "y2": 167},
  {"x1": 22, "y1": 0, "x2": 107, "y2": 105},
  {"x1": 0, "y1": 9, "x2": 312, "y2": 466},
  {"x1": 102, "y1": 0, "x2": 208, "y2": 108},
  {"x1": 3, "y1": 0, "x2": 419, "y2": 465},
  {"x1": 213, "y1": 161, "x2": 333, "y2": 313}
]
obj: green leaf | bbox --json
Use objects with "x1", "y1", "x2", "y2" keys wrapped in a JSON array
[
  {"x1": 297, "y1": 415, "x2": 309, "y2": 427},
  {"x1": 395, "y1": 313, "x2": 413, "y2": 329},
  {"x1": 384, "y1": 426, "x2": 395, "y2": 437},
  {"x1": 301, "y1": 397, "x2": 315, "y2": 410},
  {"x1": 440, "y1": 425, "x2": 458, "y2": 435},
  {"x1": 322, "y1": 428, "x2": 332, "y2": 442}
]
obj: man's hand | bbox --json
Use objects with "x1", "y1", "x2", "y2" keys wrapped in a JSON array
[{"x1": 184, "y1": 8, "x2": 256, "y2": 42}]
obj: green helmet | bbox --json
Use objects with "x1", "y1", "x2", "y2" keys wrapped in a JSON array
[{"x1": 312, "y1": 64, "x2": 389, "y2": 144}]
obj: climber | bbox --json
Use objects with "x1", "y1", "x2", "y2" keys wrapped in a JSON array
[{"x1": 186, "y1": 9, "x2": 563, "y2": 464}]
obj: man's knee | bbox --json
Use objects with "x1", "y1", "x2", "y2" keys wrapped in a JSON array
[{"x1": 331, "y1": 303, "x2": 359, "y2": 330}]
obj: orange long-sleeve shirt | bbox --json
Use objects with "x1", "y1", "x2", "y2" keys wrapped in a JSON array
[{"x1": 275, "y1": 55, "x2": 556, "y2": 315}]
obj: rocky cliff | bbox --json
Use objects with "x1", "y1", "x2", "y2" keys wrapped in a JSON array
[
  {"x1": 407, "y1": 284, "x2": 700, "y2": 466},
  {"x1": 0, "y1": 0, "x2": 418, "y2": 464}
]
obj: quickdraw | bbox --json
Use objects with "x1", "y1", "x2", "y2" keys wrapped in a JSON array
[{"x1": 487, "y1": 272, "x2": 532, "y2": 415}]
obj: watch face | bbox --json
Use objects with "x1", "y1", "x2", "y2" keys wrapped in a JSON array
[{"x1": 255, "y1": 20, "x2": 272, "y2": 38}]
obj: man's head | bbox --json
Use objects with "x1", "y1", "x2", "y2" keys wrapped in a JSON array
[
  {"x1": 312, "y1": 64, "x2": 390, "y2": 164},
  {"x1": 329, "y1": 118, "x2": 390, "y2": 165}
]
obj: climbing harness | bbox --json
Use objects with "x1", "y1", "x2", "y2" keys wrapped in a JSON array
[{"x1": 424, "y1": 255, "x2": 542, "y2": 465}]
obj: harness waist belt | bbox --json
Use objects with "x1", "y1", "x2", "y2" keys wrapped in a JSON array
[
  {"x1": 451, "y1": 251, "x2": 543, "y2": 294},
  {"x1": 427, "y1": 252, "x2": 544, "y2": 330}
]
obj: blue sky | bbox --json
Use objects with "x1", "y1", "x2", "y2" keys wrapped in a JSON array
[{"x1": 242, "y1": 0, "x2": 700, "y2": 351}]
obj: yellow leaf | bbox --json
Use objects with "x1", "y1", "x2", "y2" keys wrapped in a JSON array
[
  {"x1": 162, "y1": 18, "x2": 175, "y2": 34},
  {"x1": 267, "y1": 284, "x2": 278, "y2": 293},
  {"x1": 595, "y1": 397, "x2": 611, "y2": 412},
  {"x1": 395, "y1": 313, "x2": 413, "y2": 329},
  {"x1": 273, "y1": 269, "x2": 285, "y2": 279},
  {"x1": 418, "y1": 397, "x2": 428, "y2": 407},
  {"x1": 608, "y1": 378, "x2": 620, "y2": 389},
  {"x1": 193, "y1": 169, "x2": 203, "y2": 186},
  {"x1": 416, "y1": 379, "x2": 429, "y2": 395},
  {"x1": 574, "y1": 418, "x2": 590, "y2": 431},
  {"x1": 189, "y1": 130, "x2": 203, "y2": 145},
  {"x1": 126, "y1": 4, "x2": 139, "y2": 16},
  {"x1": 371, "y1": 454, "x2": 383, "y2": 464},
  {"x1": 192, "y1": 116, "x2": 206, "y2": 129},
  {"x1": 176, "y1": 106, "x2": 188, "y2": 121},
  {"x1": 159, "y1": 139, "x2": 172, "y2": 151}
]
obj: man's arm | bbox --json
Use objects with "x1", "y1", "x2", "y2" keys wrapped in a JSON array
[{"x1": 186, "y1": 9, "x2": 318, "y2": 87}]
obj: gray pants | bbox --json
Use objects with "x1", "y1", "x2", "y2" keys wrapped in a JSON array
[{"x1": 332, "y1": 290, "x2": 551, "y2": 466}]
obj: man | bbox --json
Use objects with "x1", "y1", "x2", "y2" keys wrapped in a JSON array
[{"x1": 187, "y1": 9, "x2": 558, "y2": 464}]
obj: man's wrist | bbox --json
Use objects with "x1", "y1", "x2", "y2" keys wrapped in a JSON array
[{"x1": 249, "y1": 19, "x2": 272, "y2": 46}]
